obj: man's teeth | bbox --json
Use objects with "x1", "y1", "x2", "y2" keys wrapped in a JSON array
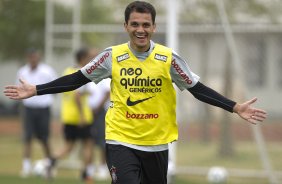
[{"x1": 136, "y1": 35, "x2": 145, "y2": 38}]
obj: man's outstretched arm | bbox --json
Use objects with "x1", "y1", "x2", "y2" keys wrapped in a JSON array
[
  {"x1": 188, "y1": 82, "x2": 267, "y2": 124},
  {"x1": 4, "y1": 70, "x2": 90, "y2": 100}
]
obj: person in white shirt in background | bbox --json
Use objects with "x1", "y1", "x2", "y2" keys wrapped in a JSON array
[
  {"x1": 16, "y1": 48, "x2": 57, "y2": 177},
  {"x1": 49, "y1": 48, "x2": 95, "y2": 182},
  {"x1": 88, "y1": 48, "x2": 111, "y2": 180}
]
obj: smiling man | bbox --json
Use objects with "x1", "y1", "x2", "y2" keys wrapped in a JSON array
[
  {"x1": 124, "y1": 7, "x2": 156, "y2": 52},
  {"x1": 4, "y1": 1, "x2": 267, "y2": 184}
]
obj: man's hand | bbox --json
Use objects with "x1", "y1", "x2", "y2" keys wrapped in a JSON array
[
  {"x1": 3, "y1": 79, "x2": 37, "y2": 100},
  {"x1": 78, "y1": 115, "x2": 88, "y2": 127},
  {"x1": 233, "y1": 97, "x2": 267, "y2": 125}
]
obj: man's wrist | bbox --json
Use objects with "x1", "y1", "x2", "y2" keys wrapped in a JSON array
[
  {"x1": 233, "y1": 103, "x2": 239, "y2": 113},
  {"x1": 35, "y1": 85, "x2": 39, "y2": 95}
]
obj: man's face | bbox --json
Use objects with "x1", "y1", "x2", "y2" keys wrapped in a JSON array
[
  {"x1": 27, "y1": 52, "x2": 40, "y2": 69},
  {"x1": 124, "y1": 11, "x2": 156, "y2": 52}
]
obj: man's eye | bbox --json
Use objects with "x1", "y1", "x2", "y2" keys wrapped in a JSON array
[
  {"x1": 131, "y1": 22, "x2": 138, "y2": 27},
  {"x1": 143, "y1": 24, "x2": 151, "y2": 28}
]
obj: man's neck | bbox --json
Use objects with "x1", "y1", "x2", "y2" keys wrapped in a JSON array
[
  {"x1": 128, "y1": 41, "x2": 153, "y2": 54},
  {"x1": 29, "y1": 64, "x2": 39, "y2": 71},
  {"x1": 127, "y1": 41, "x2": 155, "y2": 61}
]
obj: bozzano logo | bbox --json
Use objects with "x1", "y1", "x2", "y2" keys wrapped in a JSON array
[
  {"x1": 171, "y1": 59, "x2": 192, "y2": 84},
  {"x1": 85, "y1": 52, "x2": 109, "y2": 74},
  {"x1": 126, "y1": 111, "x2": 159, "y2": 119}
]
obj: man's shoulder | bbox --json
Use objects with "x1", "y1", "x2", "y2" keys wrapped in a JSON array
[
  {"x1": 153, "y1": 43, "x2": 173, "y2": 56},
  {"x1": 39, "y1": 63, "x2": 54, "y2": 70},
  {"x1": 38, "y1": 63, "x2": 56, "y2": 74},
  {"x1": 104, "y1": 46, "x2": 113, "y2": 52},
  {"x1": 154, "y1": 43, "x2": 170, "y2": 49},
  {"x1": 18, "y1": 64, "x2": 27, "y2": 70},
  {"x1": 102, "y1": 43, "x2": 128, "y2": 52},
  {"x1": 111, "y1": 43, "x2": 128, "y2": 50},
  {"x1": 17, "y1": 64, "x2": 29, "y2": 74}
]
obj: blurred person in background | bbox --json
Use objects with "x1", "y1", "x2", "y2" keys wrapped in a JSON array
[
  {"x1": 88, "y1": 79, "x2": 110, "y2": 180},
  {"x1": 88, "y1": 48, "x2": 110, "y2": 180},
  {"x1": 5, "y1": 1, "x2": 267, "y2": 183},
  {"x1": 49, "y1": 48, "x2": 94, "y2": 183},
  {"x1": 87, "y1": 50, "x2": 110, "y2": 180},
  {"x1": 16, "y1": 48, "x2": 57, "y2": 177}
]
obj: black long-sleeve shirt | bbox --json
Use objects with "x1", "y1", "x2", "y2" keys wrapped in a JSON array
[{"x1": 37, "y1": 70, "x2": 236, "y2": 112}]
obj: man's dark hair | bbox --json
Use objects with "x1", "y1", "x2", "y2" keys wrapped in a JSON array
[
  {"x1": 75, "y1": 48, "x2": 89, "y2": 63},
  {"x1": 26, "y1": 48, "x2": 39, "y2": 55},
  {"x1": 124, "y1": 1, "x2": 156, "y2": 24}
]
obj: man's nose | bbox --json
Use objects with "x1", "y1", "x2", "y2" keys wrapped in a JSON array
[{"x1": 136, "y1": 25, "x2": 145, "y2": 32}]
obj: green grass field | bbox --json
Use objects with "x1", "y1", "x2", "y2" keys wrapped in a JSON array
[
  {"x1": 0, "y1": 118, "x2": 281, "y2": 184},
  {"x1": 1, "y1": 136, "x2": 280, "y2": 183}
]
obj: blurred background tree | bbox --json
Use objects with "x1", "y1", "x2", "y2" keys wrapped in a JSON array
[
  {"x1": 0, "y1": 0, "x2": 114, "y2": 62},
  {"x1": 1, "y1": 0, "x2": 279, "y2": 61},
  {"x1": 0, "y1": 0, "x2": 45, "y2": 61}
]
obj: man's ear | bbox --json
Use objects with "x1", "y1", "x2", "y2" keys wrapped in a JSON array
[{"x1": 153, "y1": 24, "x2": 156, "y2": 32}]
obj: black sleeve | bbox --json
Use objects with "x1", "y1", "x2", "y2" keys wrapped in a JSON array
[
  {"x1": 36, "y1": 70, "x2": 91, "y2": 95},
  {"x1": 187, "y1": 82, "x2": 236, "y2": 112}
]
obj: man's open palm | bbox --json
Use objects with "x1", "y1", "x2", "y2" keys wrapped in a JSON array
[
  {"x1": 235, "y1": 98, "x2": 267, "y2": 124},
  {"x1": 4, "y1": 79, "x2": 36, "y2": 100}
]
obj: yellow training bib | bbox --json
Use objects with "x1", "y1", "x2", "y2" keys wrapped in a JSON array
[
  {"x1": 61, "y1": 67, "x2": 93, "y2": 125},
  {"x1": 106, "y1": 43, "x2": 178, "y2": 145}
]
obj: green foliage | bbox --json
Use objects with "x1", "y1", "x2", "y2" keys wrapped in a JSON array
[
  {"x1": 80, "y1": 0, "x2": 114, "y2": 47},
  {"x1": 0, "y1": 0, "x2": 279, "y2": 61},
  {"x1": 0, "y1": 0, "x2": 116, "y2": 61},
  {"x1": 0, "y1": 0, "x2": 45, "y2": 61},
  {"x1": 81, "y1": 0, "x2": 113, "y2": 24},
  {"x1": 179, "y1": 0, "x2": 278, "y2": 24},
  {"x1": 53, "y1": 4, "x2": 72, "y2": 24}
]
